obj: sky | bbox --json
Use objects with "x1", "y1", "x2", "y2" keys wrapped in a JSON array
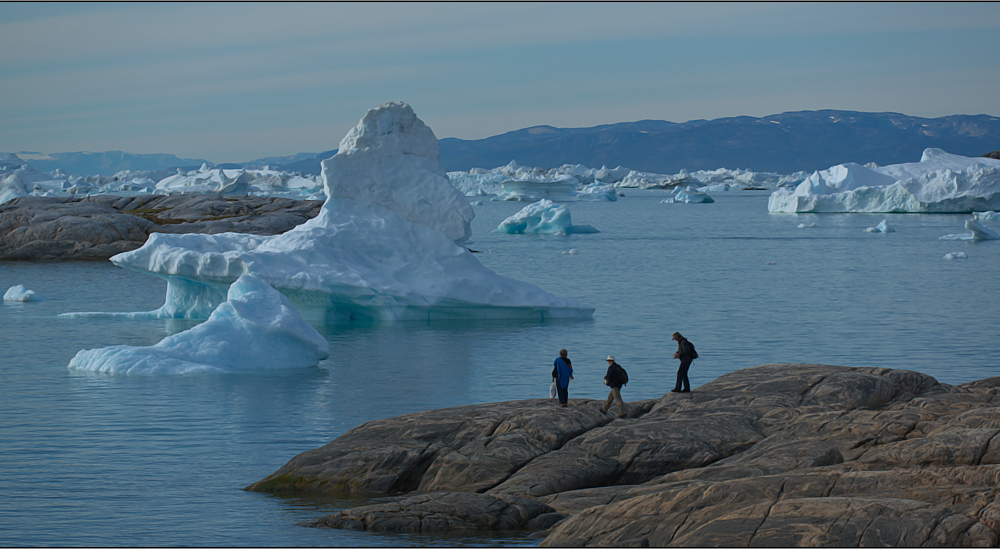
[{"x1": 2, "y1": 2, "x2": 999, "y2": 164}]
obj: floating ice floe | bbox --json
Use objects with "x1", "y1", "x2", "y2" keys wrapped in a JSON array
[
  {"x1": 491, "y1": 170, "x2": 617, "y2": 202},
  {"x1": 797, "y1": 222, "x2": 817, "y2": 229},
  {"x1": 0, "y1": 153, "x2": 326, "y2": 205},
  {"x1": 973, "y1": 211, "x2": 1000, "y2": 221},
  {"x1": 661, "y1": 187, "x2": 714, "y2": 204},
  {"x1": 940, "y1": 219, "x2": 1000, "y2": 241},
  {"x1": 67, "y1": 274, "x2": 329, "y2": 374},
  {"x1": 102, "y1": 102, "x2": 594, "y2": 322},
  {"x1": 154, "y1": 164, "x2": 322, "y2": 197},
  {"x1": 864, "y1": 219, "x2": 895, "y2": 233},
  {"x1": 620, "y1": 170, "x2": 698, "y2": 190},
  {"x1": 3, "y1": 284, "x2": 41, "y2": 302},
  {"x1": 768, "y1": 148, "x2": 1000, "y2": 213},
  {"x1": 943, "y1": 252, "x2": 969, "y2": 260},
  {"x1": 495, "y1": 199, "x2": 599, "y2": 235},
  {"x1": 446, "y1": 162, "x2": 802, "y2": 199}
]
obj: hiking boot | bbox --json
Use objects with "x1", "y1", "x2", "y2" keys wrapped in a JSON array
[
  {"x1": 617, "y1": 413, "x2": 627, "y2": 418},
  {"x1": 670, "y1": 388, "x2": 680, "y2": 393},
  {"x1": 598, "y1": 407, "x2": 607, "y2": 414}
]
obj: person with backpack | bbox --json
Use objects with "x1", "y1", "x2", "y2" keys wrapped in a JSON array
[
  {"x1": 671, "y1": 331, "x2": 697, "y2": 393},
  {"x1": 599, "y1": 355, "x2": 628, "y2": 418},
  {"x1": 553, "y1": 349, "x2": 574, "y2": 407}
]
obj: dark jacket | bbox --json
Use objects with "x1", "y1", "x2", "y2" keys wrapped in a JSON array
[
  {"x1": 605, "y1": 362, "x2": 624, "y2": 389},
  {"x1": 554, "y1": 357, "x2": 573, "y2": 388},
  {"x1": 676, "y1": 338, "x2": 695, "y2": 362}
]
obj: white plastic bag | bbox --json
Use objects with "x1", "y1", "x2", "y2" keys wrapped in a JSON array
[{"x1": 549, "y1": 380, "x2": 558, "y2": 399}]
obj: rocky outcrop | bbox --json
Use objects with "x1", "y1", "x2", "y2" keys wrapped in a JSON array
[
  {"x1": 985, "y1": 150, "x2": 1000, "y2": 160},
  {"x1": 248, "y1": 364, "x2": 1000, "y2": 546},
  {"x1": 0, "y1": 195, "x2": 322, "y2": 260},
  {"x1": 302, "y1": 491, "x2": 556, "y2": 533}
]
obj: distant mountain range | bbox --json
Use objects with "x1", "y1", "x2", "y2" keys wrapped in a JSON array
[
  {"x1": 12, "y1": 110, "x2": 1000, "y2": 177},
  {"x1": 438, "y1": 110, "x2": 1000, "y2": 174}
]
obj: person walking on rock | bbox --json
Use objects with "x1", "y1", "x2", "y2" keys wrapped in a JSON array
[
  {"x1": 671, "y1": 332, "x2": 697, "y2": 393},
  {"x1": 553, "y1": 349, "x2": 574, "y2": 407},
  {"x1": 599, "y1": 355, "x2": 628, "y2": 418}
]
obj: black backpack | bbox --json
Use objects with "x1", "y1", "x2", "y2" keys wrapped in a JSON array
[
  {"x1": 690, "y1": 342, "x2": 698, "y2": 360},
  {"x1": 616, "y1": 364, "x2": 628, "y2": 386}
]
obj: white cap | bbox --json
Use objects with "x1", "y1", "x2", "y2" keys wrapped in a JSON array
[{"x1": 606, "y1": 355, "x2": 615, "y2": 361}]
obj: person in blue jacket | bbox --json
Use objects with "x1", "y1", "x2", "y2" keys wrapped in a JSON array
[{"x1": 553, "y1": 349, "x2": 574, "y2": 407}]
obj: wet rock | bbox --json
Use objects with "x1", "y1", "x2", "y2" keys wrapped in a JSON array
[
  {"x1": 301, "y1": 491, "x2": 554, "y2": 533},
  {"x1": 0, "y1": 195, "x2": 322, "y2": 260},
  {"x1": 0, "y1": 198, "x2": 155, "y2": 260},
  {"x1": 245, "y1": 399, "x2": 630, "y2": 496}
]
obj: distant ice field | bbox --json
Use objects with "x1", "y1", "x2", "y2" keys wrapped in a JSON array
[{"x1": 1, "y1": 189, "x2": 998, "y2": 546}]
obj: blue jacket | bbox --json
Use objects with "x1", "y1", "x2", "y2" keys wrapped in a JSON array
[{"x1": 554, "y1": 357, "x2": 573, "y2": 388}]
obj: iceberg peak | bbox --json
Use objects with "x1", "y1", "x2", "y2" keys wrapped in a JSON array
[
  {"x1": 322, "y1": 101, "x2": 474, "y2": 244},
  {"x1": 337, "y1": 101, "x2": 439, "y2": 161}
]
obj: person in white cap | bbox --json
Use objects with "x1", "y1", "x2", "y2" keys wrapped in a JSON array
[{"x1": 599, "y1": 355, "x2": 628, "y2": 418}]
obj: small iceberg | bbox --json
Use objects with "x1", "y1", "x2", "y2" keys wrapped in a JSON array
[
  {"x1": 3, "y1": 284, "x2": 42, "y2": 302},
  {"x1": 67, "y1": 274, "x2": 330, "y2": 375},
  {"x1": 661, "y1": 187, "x2": 714, "y2": 204},
  {"x1": 797, "y1": 222, "x2": 817, "y2": 229},
  {"x1": 943, "y1": 252, "x2": 969, "y2": 260},
  {"x1": 940, "y1": 219, "x2": 1000, "y2": 241},
  {"x1": 864, "y1": 219, "x2": 895, "y2": 233},
  {"x1": 495, "y1": 199, "x2": 599, "y2": 235}
]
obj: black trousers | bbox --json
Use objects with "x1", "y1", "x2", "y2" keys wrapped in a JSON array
[
  {"x1": 557, "y1": 384, "x2": 569, "y2": 405},
  {"x1": 674, "y1": 359, "x2": 692, "y2": 391}
]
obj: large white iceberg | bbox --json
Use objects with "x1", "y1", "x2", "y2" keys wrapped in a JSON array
[
  {"x1": 495, "y1": 199, "x2": 599, "y2": 235},
  {"x1": 768, "y1": 149, "x2": 1000, "y2": 213},
  {"x1": 67, "y1": 274, "x2": 330, "y2": 374},
  {"x1": 108, "y1": 102, "x2": 594, "y2": 322}
]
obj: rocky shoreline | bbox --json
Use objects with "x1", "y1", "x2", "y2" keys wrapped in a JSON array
[
  {"x1": 246, "y1": 363, "x2": 1000, "y2": 547},
  {"x1": 0, "y1": 195, "x2": 322, "y2": 260}
]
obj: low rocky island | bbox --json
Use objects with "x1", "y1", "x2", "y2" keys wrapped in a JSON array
[
  {"x1": 0, "y1": 194, "x2": 322, "y2": 260},
  {"x1": 247, "y1": 363, "x2": 1000, "y2": 547}
]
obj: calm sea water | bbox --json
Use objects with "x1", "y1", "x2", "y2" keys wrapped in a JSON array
[{"x1": 2, "y1": 189, "x2": 999, "y2": 546}]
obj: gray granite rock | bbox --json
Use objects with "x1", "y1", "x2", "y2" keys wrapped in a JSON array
[
  {"x1": 0, "y1": 195, "x2": 322, "y2": 260},
  {"x1": 0, "y1": 198, "x2": 156, "y2": 260},
  {"x1": 245, "y1": 399, "x2": 635, "y2": 496},
  {"x1": 301, "y1": 491, "x2": 554, "y2": 533},
  {"x1": 249, "y1": 363, "x2": 1000, "y2": 545}
]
